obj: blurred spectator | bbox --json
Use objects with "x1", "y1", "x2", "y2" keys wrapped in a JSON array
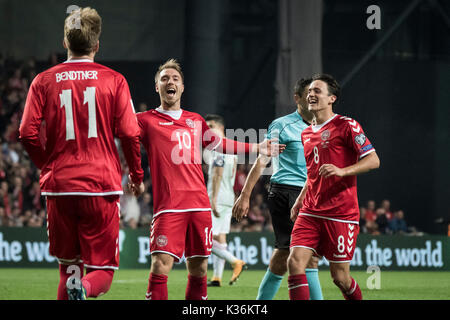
[
  {"x1": 366, "y1": 220, "x2": 380, "y2": 235},
  {"x1": 388, "y1": 209, "x2": 408, "y2": 234},
  {"x1": 365, "y1": 200, "x2": 377, "y2": 222},
  {"x1": 9, "y1": 207, "x2": 23, "y2": 227},
  {"x1": 233, "y1": 164, "x2": 247, "y2": 197},
  {"x1": 359, "y1": 206, "x2": 367, "y2": 233},
  {"x1": 0, "y1": 180, "x2": 11, "y2": 217},
  {"x1": 138, "y1": 192, "x2": 153, "y2": 227},
  {"x1": 138, "y1": 102, "x2": 148, "y2": 113},
  {"x1": 375, "y1": 207, "x2": 389, "y2": 234},
  {"x1": 120, "y1": 185, "x2": 141, "y2": 229},
  {"x1": 0, "y1": 206, "x2": 5, "y2": 226},
  {"x1": 11, "y1": 175, "x2": 24, "y2": 211},
  {"x1": 380, "y1": 199, "x2": 393, "y2": 220},
  {"x1": 246, "y1": 193, "x2": 271, "y2": 232}
]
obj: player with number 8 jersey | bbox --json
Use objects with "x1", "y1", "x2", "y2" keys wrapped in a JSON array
[
  {"x1": 300, "y1": 114, "x2": 375, "y2": 223},
  {"x1": 287, "y1": 74, "x2": 380, "y2": 301}
]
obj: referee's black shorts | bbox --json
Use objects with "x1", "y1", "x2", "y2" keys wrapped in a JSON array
[{"x1": 267, "y1": 183, "x2": 303, "y2": 249}]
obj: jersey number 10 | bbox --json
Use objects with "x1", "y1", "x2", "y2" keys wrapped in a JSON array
[{"x1": 59, "y1": 87, "x2": 97, "y2": 140}]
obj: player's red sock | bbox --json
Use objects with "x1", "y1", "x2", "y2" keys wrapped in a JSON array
[
  {"x1": 185, "y1": 274, "x2": 207, "y2": 300},
  {"x1": 82, "y1": 269, "x2": 114, "y2": 298},
  {"x1": 342, "y1": 277, "x2": 363, "y2": 300},
  {"x1": 146, "y1": 273, "x2": 168, "y2": 300},
  {"x1": 57, "y1": 263, "x2": 84, "y2": 300},
  {"x1": 288, "y1": 274, "x2": 310, "y2": 300}
]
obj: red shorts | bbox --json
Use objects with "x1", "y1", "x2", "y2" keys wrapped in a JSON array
[
  {"x1": 150, "y1": 211, "x2": 212, "y2": 262},
  {"x1": 290, "y1": 213, "x2": 359, "y2": 263},
  {"x1": 46, "y1": 195, "x2": 120, "y2": 269}
]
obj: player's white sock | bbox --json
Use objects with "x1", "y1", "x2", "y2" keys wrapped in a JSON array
[
  {"x1": 212, "y1": 254, "x2": 225, "y2": 279},
  {"x1": 212, "y1": 239, "x2": 238, "y2": 265}
]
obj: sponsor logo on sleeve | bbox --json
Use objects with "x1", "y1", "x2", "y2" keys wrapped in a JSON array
[
  {"x1": 355, "y1": 133, "x2": 366, "y2": 145},
  {"x1": 360, "y1": 144, "x2": 373, "y2": 153}
]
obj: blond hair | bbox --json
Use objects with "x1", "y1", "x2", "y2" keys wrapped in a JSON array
[
  {"x1": 64, "y1": 7, "x2": 102, "y2": 56},
  {"x1": 154, "y1": 59, "x2": 184, "y2": 83}
]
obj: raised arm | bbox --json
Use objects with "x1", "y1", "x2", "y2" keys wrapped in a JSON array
[{"x1": 201, "y1": 119, "x2": 285, "y2": 157}]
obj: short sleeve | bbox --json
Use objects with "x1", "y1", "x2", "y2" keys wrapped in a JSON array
[
  {"x1": 344, "y1": 118, "x2": 375, "y2": 158},
  {"x1": 266, "y1": 120, "x2": 282, "y2": 140}
]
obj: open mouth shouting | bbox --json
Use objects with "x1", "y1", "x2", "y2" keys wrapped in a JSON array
[{"x1": 166, "y1": 87, "x2": 177, "y2": 98}]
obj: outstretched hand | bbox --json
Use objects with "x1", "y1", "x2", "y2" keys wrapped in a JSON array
[
  {"x1": 232, "y1": 194, "x2": 250, "y2": 222},
  {"x1": 258, "y1": 138, "x2": 286, "y2": 157}
]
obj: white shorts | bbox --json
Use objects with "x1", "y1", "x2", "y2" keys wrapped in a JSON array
[{"x1": 211, "y1": 204, "x2": 233, "y2": 235}]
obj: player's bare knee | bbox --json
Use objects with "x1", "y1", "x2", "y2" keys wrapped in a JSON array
[
  {"x1": 287, "y1": 253, "x2": 305, "y2": 274},
  {"x1": 331, "y1": 272, "x2": 351, "y2": 292},
  {"x1": 269, "y1": 249, "x2": 289, "y2": 275},
  {"x1": 332, "y1": 277, "x2": 346, "y2": 291},
  {"x1": 306, "y1": 255, "x2": 319, "y2": 269},
  {"x1": 151, "y1": 254, "x2": 173, "y2": 275},
  {"x1": 186, "y1": 257, "x2": 208, "y2": 277}
]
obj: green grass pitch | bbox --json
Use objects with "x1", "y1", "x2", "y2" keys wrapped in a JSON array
[{"x1": 0, "y1": 268, "x2": 449, "y2": 300}]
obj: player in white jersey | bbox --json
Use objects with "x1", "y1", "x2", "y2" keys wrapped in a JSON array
[{"x1": 204, "y1": 115, "x2": 247, "y2": 286}]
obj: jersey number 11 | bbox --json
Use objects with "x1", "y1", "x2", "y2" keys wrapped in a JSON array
[{"x1": 59, "y1": 87, "x2": 97, "y2": 141}]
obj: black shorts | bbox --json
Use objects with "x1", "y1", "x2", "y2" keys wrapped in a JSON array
[{"x1": 267, "y1": 183, "x2": 302, "y2": 249}]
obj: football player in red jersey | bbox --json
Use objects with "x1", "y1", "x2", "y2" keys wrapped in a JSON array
[
  {"x1": 287, "y1": 74, "x2": 380, "y2": 300},
  {"x1": 133, "y1": 59, "x2": 284, "y2": 300},
  {"x1": 19, "y1": 7, "x2": 144, "y2": 300}
]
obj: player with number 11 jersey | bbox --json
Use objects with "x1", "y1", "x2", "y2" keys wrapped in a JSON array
[{"x1": 21, "y1": 60, "x2": 143, "y2": 195}]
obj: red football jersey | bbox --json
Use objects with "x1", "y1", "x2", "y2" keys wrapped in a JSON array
[
  {"x1": 19, "y1": 60, "x2": 143, "y2": 196},
  {"x1": 137, "y1": 109, "x2": 216, "y2": 217},
  {"x1": 300, "y1": 114, "x2": 375, "y2": 222}
]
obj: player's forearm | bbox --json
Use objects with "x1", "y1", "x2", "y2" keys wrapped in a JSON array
[
  {"x1": 297, "y1": 182, "x2": 308, "y2": 204},
  {"x1": 20, "y1": 137, "x2": 47, "y2": 169},
  {"x1": 218, "y1": 138, "x2": 251, "y2": 154},
  {"x1": 240, "y1": 156, "x2": 268, "y2": 198},
  {"x1": 343, "y1": 151, "x2": 380, "y2": 176},
  {"x1": 211, "y1": 173, "x2": 222, "y2": 203},
  {"x1": 120, "y1": 136, "x2": 144, "y2": 184}
]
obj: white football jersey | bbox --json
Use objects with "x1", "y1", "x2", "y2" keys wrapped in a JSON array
[{"x1": 205, "y1": 150, "x2": 237, "y2": 207}]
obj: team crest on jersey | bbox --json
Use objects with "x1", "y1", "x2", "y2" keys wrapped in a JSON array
[
  {"x1": 355, "y1": 133, "x2": 366, "y2": 145},
  {"x1": 321, "y1": 129, "x2": 331, "y2": 141},
  {"x1": 186, "y1": 118, "x2": 195, "y2": 128},
  {"x1": 156, "y1": 235, "x2": 168, "y2": 247}
]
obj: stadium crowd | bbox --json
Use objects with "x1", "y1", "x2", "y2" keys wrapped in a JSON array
[{"x1": 0, "y1": 56, "x2": 411, "y2": 235}]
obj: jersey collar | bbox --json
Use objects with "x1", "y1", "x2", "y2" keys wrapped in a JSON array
[{"x1": 311, "y1": 114, "x2": 338, "y2": 133}]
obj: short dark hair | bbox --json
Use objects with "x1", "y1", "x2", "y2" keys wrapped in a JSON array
[
  {"x1": 205, "y1": 114, "x2": 225, "y2": 127},
  {"x1": 311, "y1": 73, "x2": 340, "y2": 104},
  {"x1": 294, "y1": 78, "x2": 313, "y2": 98}
]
